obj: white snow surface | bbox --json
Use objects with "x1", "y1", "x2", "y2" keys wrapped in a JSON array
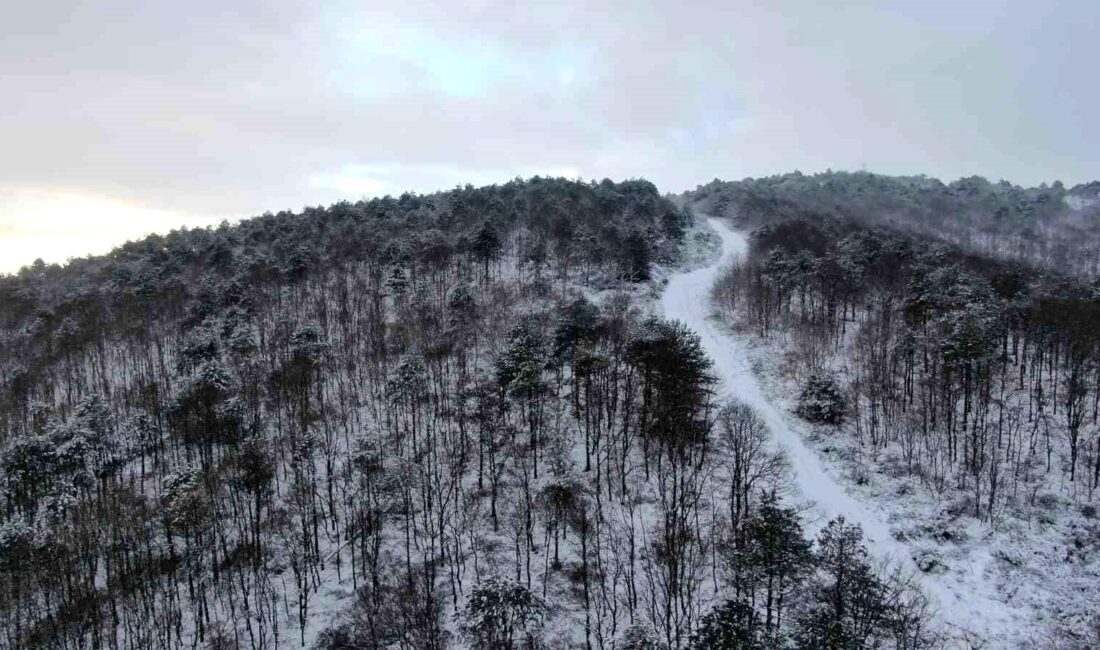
[{"x1": 661, "y1": 217, "x2": 1023, "y2": 647}]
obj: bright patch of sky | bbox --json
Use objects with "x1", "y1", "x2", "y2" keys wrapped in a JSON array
[
  {"x1": 308, "y1": 162, "x2": 582, "y2": 198},
  {"x1": 329, "y1": 22, "x2": 594, "y2": 98},
  {"x1": 0, "y1": 186, "x2": 222, "y2": 271}
]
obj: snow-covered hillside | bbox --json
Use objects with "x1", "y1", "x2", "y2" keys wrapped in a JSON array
[{"x1": 661, "y1": 217, "x2": 1028, "y2": 647}]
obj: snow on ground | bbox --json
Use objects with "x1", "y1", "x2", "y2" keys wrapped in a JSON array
[
  {"x1": 725, "y1": 323, "x2": 1100, "y2": 649},
  {"x1": 294, "y1": 221, "x2": 723, "y2": 649},
  {"x1": 660, "y1": 217, "x2": 1030, "y2": 647},
  {"x1": 297, "y1": 215, "x2": 1088, "y2": 648}
]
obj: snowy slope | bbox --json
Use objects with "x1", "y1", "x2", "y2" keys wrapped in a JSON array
[{"x1": 660, "y1": 217, "x2": 1024, "y2": 646}]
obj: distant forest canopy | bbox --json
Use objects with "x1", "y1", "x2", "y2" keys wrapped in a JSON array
[
  {"x1": 689, "y1": 171, "x2": 1100, "y2": 276},
  {"x1": 0, "y1": 176, "x2": 688, "y2": 429}
]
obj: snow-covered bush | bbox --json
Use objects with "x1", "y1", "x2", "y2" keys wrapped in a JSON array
[
  {"x1": 618, "y1": 624, "x2": 664, "y2": 649},
  {"x1": 688, "y1": 599, "x2": 763, "y2": 649},
  {"x1": 161, "y1": 466, "x2": 211, "y2": 534},
  {"x1": 0, "y1": 516, "x2": 35, "y2": 571},
  {"x1": 462, "y1": 577, "x2": 544, "y2": 649},
  {"x1": 795, "y1": 370, "x2": 847, "y2": 425}
]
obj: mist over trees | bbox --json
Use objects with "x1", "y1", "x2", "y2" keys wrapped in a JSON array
[{"x1": 692, "y1": 171, "x2": 1100, "y2": 277}]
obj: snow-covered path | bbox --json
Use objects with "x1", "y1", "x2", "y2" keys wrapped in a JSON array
[{"x1": 660, "y1": 217, "x2": 1018, "y2": 646}]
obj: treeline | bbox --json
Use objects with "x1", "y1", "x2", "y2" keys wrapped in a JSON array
[
  {"x1": 691, "y1": 171, "x2": 1100, "y2": 276},
  {"x1": 0, "y1": 176, "x2": 685, "y2": 442},
  {"x1": 714, "y1": 215, "x2": 1100, "y2": 526}
]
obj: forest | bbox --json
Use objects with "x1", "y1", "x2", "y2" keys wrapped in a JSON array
[
  {"x1": 704, "y1": 174, "x2": 1100, "y2": 645},
  {"x1": 707, "y1": 195, "x2": 1100, "y2": 511},
  {"x1": 1, "y1": 171, "x2": 1097, "y2": 648},
  {"x1": 0, "y1": 176, "x2": 927, "y2": 649}
]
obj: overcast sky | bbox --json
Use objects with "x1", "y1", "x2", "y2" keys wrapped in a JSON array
[{"x1": 2, "y1": 0, "x2": 1098, "y2": 271}]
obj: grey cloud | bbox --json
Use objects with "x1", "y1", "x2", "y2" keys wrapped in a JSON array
[{"x1": 2, "y1": 0, "x2": 1098, "y2": 227}]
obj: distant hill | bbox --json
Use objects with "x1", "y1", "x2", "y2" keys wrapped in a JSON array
[{"x1": 688, "y1": 171, "x2": 1100, "y2": 276}]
